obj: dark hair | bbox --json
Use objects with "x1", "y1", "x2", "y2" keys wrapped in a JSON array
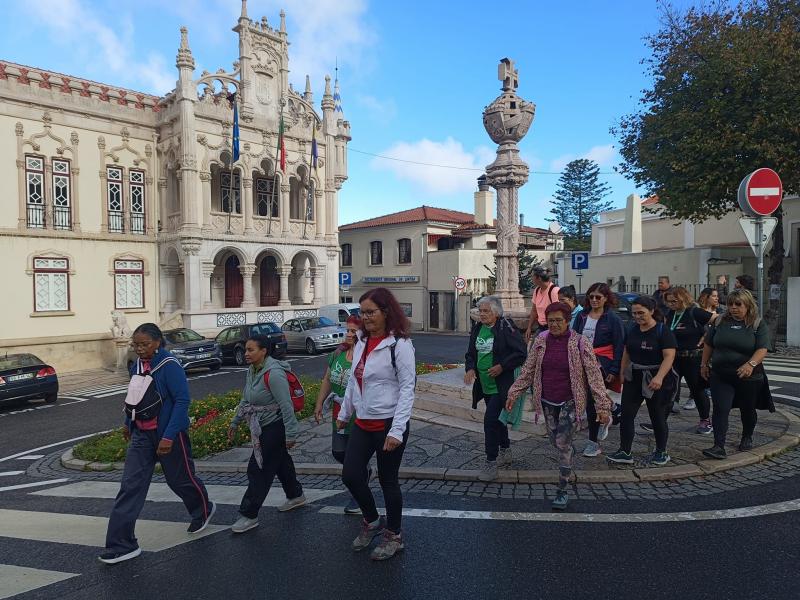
[
  {"x1": 133, "y1": 323, "x2": 165, "y2": 348},
  {"x1": 533, "y1": 267, "x2": 551, "y2": 282},
  {"x1": 359, "y1": 287, "x2": 410, "y2": 338},
  {"x1": 247, "y1": 334, "x2": 274, "y2": 355},
  {"x1": 582, "y1": 282, "x2": 618, "y2": 310},
  {"x1": 736, "y1": 274, "x2": 755, "y2": 291},
  {"x1": 698, "y1": 287, "x2": 716, "y2": 310},
  {"x1": 338, "y1": 315, "x2": 363, "y2": 351},
  {"x1": 558, "y1": 285, "x2": 577, "y2": 302},
  {"x1": 631, "y1": 295, "x2": 664, "y2": 322},
  {"x1": 544, "y1": 301, "x2": 572, "y2": 321}
]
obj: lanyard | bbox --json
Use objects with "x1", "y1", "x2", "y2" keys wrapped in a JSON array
[{"x1": 670, "y1": 310, "x2": 684, "y2": 331}]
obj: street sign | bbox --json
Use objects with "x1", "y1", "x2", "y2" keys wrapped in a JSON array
[
  {"x1": 454, "y1": 277, "x2": 466, "y2": 291},
  {"x1": 738, "y1": 168, "x2": 783, "y2": 216},
  {"x1": 739, "y1": 217, "x2": 778, "y2": 258},
  {"x1": 571, "y1": 252, "x2": 589, "y2": 270},
  {"x1": 339, "y1": 272, "x2": 352, "y2": 286}
]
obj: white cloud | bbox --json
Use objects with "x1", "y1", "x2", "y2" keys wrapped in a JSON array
[
  {"x1": 371, "y1": 138, "x2": 494, "y2": 195},
  {"x1": 355, "y1": 94, "x2": 397, "y2": 125},
  {"x1": 549, "y1": 144, "x2": 617, "y2": 172}
]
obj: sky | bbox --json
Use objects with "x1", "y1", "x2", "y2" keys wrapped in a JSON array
[{"x1": 0, "y1": 0, "x2": 682, "y2": 228}]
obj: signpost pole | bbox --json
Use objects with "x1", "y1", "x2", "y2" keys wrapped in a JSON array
[
  {"x1": 576, "y1": 271, "x2": 583, "y2": 294},
  {"x1": 756, "y1": 216, "x2": 764, "y2": 315}
]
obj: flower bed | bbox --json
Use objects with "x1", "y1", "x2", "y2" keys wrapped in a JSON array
[{"x1": 416, "y1": 362, "x2": 460, "y2": 375}]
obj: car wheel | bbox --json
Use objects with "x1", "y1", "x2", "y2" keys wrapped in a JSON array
[
  {"x1": 44, "y1": 393, "x2": 58, "y2": 404},
  {"x1": 234, "y1": 347, "x2": 246, "y2": 366},
  {"x1": 305, "y1": 338, "x2": 316, "y2": 355}
]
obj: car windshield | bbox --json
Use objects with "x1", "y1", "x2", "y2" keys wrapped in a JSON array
[
  {"x1": 299, "y1": 317, "x2": 336, "y2": 330},
  {"x1": 0, "y1": 354, "x2": 43, "y2": 369},
  {"x1": 165, "y1": 329, "x2": 205, "y2": 344},
  {"x1": 252, "y1": 323, "x2": 279, "y2": 335},
  {"x1": 348, "y1": 308, "x2": 360, "y2": 317}
]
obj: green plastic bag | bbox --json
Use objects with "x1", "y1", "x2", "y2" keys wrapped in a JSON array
[{"x1": 499, "y1": 366, "x2": 527, "y2": 431}]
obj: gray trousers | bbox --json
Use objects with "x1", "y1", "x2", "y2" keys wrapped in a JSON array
[{"x1": 105, "y1": 427, "x2": 211, "y2": 553}]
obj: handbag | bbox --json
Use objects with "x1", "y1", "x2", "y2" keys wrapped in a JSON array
[{"x1": 124, "y1": 357, "x2": 181, "y2": 421}]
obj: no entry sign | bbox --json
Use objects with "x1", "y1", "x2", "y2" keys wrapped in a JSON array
[{"x1": 737, "y1": 168, "x2": 783, "y2": 217}]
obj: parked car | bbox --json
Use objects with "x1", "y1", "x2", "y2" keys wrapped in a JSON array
[
  {"x1": 216, "y1": 323, "x2": 288, "y2": 366},
  {"x1": 281, "y1": 316, "x2": 345, "y2": 354},
  {"x1": 126, "y1": 328, "x2": 222, "y2": 372},
  {"x1": 0, "y1": 353, "x2": 58, "y2": 405},
  {"x1": 576, "y1": 293, "x2": 635, "y2": 325},
  {"x1": 318, "y1": 303, "x2": 361, "y2": 324}
]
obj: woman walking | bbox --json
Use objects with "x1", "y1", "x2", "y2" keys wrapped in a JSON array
[
  {"x1": 314, "y1": 315, "x2": 368, "y2": 514},
  {"x1": 506, "y1": 302, "x2": 611, "y2": 510},
  {"x1": 228, "y1": 335, "x2": 305, "y2": 534},
  {"x1": 701, "y1": 289, "x2": 771, "y2": 459},
  {"x1": 338, "y1": 288, "x2": 416, "y2": 561},
  {"x1": 698, "y1": 287, "x2": 723, "y2": 320},
  {"x1": 100, "y1": 323, "x2": 214, "y2": 564},
  {"x1": 607, "y1": 296, "x2": 678, "y2": 466},
  {"x1": 465, "y1": 295, "x2": 527, "y2": 482},
  {"x1": 572, "y1": 283, "x2": 625, "y2": 457},
  {"x1": 558, "y1": 285, "x2": 583, "y2": 329}
]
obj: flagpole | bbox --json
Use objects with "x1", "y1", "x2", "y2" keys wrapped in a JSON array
[
  {"x1": 227, "y1": 91, "x2": 240, "y2": 235},
  {"x1": 268, "y1": 98, "x2": 285, "y2": 236}
]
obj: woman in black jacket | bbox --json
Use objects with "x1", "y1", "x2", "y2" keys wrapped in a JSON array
[{"x1": 465, "y1": 296, "x2": 527, "y2": 482}]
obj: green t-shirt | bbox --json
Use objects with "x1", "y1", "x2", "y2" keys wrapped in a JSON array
[
  {"x1": 327, "y1": 349, "x2": 355, "y2": 432},
  {"x1": 476, "y1": 325, "x2": 499, "y2": 395},
  {"x1": 708, "y1": 318, "x2": 770, "y2": 377}
]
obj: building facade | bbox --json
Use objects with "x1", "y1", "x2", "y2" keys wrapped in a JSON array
[{"x1": 0, "y1": 2, "x2": 350, "y2": 372}]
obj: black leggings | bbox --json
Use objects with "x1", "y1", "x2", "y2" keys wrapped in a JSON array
[
  {"x1": 620, "y1": 370, "x2": 671, "y2": 453},
  {"x1": 341, "y1": 419, "x2": 409, "y2": 533},
  {"x1": 710, "y1": 371, "x2": 760, "y2": 448},
  {"x1": 672, "y1": 354, "x2": 710, "y2": 419},
  {"x1": 585, "y1": 393, "x2": 600, "y2": 442},
  {"x1": 484, "y1": 394, "x2": 510, "y2": 460}
]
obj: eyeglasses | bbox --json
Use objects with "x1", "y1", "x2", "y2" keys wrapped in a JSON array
[
  {"x1": 361, "y1": 308, "x2": 382, "y2": 318},
  {"x1": 729, "y1": 301, "x2": 744, "y2": 307},
  {"x1": 665, "y1": 298, "x2": 678, "y2": 303},
  {"x1": 588, "y1": 294, "x2": 605, "y2": 300}
]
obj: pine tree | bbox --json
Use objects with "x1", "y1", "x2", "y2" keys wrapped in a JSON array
[{"x1": 549, "y1": 159, "x2": 612, "y2": 250}]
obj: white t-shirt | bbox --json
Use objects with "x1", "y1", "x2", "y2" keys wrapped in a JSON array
[{"x1": 583, "y1": 316, "x2": 599, "y2": 345}]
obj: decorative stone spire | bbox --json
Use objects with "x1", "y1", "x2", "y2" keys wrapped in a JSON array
[
  {"x1": 333, "y1": 76, "x2": 343, "y2": 117},
  {"x1": 280, "y1": 9, "x2": 286, "y2": 34},
  {"x1": 304, "y1": 75, "x2": 313, "y2": 102},
  {"x1": 322, "y1": 75, "x2": 334, "y2": 111},
  {"x1": 176, "y1": 26, "x2": 195, "y2": 70},
  {"x1": 240, "y1": 0, "x2": 248, "y2": 19}
]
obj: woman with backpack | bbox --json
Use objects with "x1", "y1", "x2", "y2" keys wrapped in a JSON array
[
  {"x1": 313, "y1": 314, "x2": 369, "y2": 514},
  {"x1": 228, "y1": 335, "x2": 305, "y2": 534},
  {"x1": 701, "y1": 289, "x2": 771, "y2": 459},
  {"x1": 607, "y1": 296, "x2": 678, "y2": 466},
  {"x1": 337, "y1": 287, "x2": 416, "y2": 561},
  {"x1": 100, "y1": 323, "x2": 214, "y2": 565},
  {"x1": 572, "y1": 282, "x2": 625, "y2": 457},
  {"x1": 465, "y1": 295, "x2": 527, "y2": 482},
  {"x1": 507, "y1": 302, "x2": 612, "y2": 510}
]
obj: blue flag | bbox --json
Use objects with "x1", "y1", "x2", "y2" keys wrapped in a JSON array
[
  {"x1": 311, "y1": 126, "x2": 318, "y2": 171},
  {"x1": 230, "y1": 93, "x2": 240, "y2": 162}
]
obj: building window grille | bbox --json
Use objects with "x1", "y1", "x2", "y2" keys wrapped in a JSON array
[
  {"x1": 107, "y1": 166, "x2": 124, "y2": 233},
  {"x1": 341, "y1": 243, "x2": 352, "y2": 267},
  {"x1": 220, "y1": 172, "x2": 241, "y2": 214},
  {"x1": 398, "y1": 238, "x2": 412, "y2": 264},
  {"x1": 370, "y1": 241, "x2": 383, "y2": 266},
  {"x1": 33, "y1": 257, "x2": 69, "y2": 312},
  {"x1": 25, "y1": 155, "x2": 45, "y2": 228},
  {"x1": 52, "y1": 159, "x2": 72, "y2": 230},
  {"x1": 114, "y1": 259, "x2": 144, "y2": 309},
  {"x1": 129, "y1": 170, "x2": 145, "y2": 234},
  {"x1": 255, "y1": 177, "x2": 278, "y2": 217}
]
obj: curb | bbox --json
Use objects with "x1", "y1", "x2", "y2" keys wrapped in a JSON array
[{"x1": 60, "y1": 409, "x2": 800, "y2": 484}]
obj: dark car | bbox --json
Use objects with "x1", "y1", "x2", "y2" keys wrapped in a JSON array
[
  {"x1": 576, "y1": 293, "x2": 634, "y2": 324},
  {"x1": 0, "y1": 353, "x2": 58, "y2": 405},
  {"x1": 126, "y1": 328, "x2": 222, "y2": 372},
  {"x1": 215, "y1": 323, "x2": 288, "y2": 366}
]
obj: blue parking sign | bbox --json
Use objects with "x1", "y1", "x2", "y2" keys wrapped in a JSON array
[
  {"x1": 571, "y1": 252, "x2": 589, "y2": 270},
  {"x1": 339, "y1": 272, "x2": 352, "y2": 286}
]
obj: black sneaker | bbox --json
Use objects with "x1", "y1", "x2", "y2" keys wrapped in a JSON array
[
  {"x1": 611, "y1": 404, "x2": 622, "y2": 425},
  {"x1": 738, "y1": 436, "x2": 753, "y2": 451},
  {"x1": 344, "y1": 497, "x2": 362, "y2": 515},
  {"x1": 98, "y1": 547, "x2": 141, "y2": 565},
  {"x1": 639, "y1": 423, "x2": 654, "y2": 434},
  {"x1": 606, "y1": 450, "x2": 634, "y2": 465},
  {"x1": 702, "y1": 445, "x2": 727, "y2": 460},
  {"x1": 187, "y1": 501, "x2": 216, "y2": 534}
]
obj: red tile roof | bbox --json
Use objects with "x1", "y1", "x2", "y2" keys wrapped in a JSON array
[
  {"x1": 339, "y1": 206, "x2": 476, "y2": 230},
  {"x1": 642, "y1": 195, "x2": 660, "y2": 206}
]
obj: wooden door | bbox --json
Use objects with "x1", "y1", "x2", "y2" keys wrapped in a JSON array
[
  {"x1": 260, "y1": 256, "x2": 279, "y2": 306},
  {"x1": 225, "y1": 256, "x2": 243, "y2": 308},
  {"x1": 429, "y1": 292, "x2": 439, "y2": 329}
]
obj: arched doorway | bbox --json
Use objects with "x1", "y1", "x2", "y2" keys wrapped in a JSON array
[
  {"x1": 260, "y1": 255, "x2": 279, "y2": 306},
  {"x1": 225, "y1": 255, "x2": 243, "y2": 308}
]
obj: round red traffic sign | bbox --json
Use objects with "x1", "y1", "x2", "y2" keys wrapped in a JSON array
[{"x1": 738, "y1": 168, "x2": 782, "y2": 216}]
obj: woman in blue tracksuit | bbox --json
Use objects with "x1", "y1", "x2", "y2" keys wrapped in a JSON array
[
  {"x1": 572, "y1": 283, "x2": 625, "y2": 457},
  {"x1": 100, "y1": 323, "x2": 214, "y2": 565}
]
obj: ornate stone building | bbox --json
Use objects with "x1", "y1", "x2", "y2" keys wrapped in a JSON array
[{"x1": 0, "y1": 1, "x2": 350, "y2": 371}]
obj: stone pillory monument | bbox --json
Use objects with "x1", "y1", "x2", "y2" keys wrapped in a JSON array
[{"x1": 482, "y1": 58, "x2": 535, "y2": 323}]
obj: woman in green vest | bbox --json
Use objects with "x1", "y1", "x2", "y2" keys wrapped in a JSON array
[{"x1": 314, "y1": 315, "x2": 367, "y2": 514}]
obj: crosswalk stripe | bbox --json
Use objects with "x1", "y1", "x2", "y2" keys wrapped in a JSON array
[
  {"x1": 0, "y1": 479, "x2": 70, "y2": 492},
  {"x1": 31, "y1": 481, "x2": 344, "y2": 506},
  {"x1": 764, "y1": 357, "x2": 800, "y2": 366},
  {"x1": 761, "y1": 373, "x2": 800, "y2": 384},
  {"x1": 0, "y1": 471, "x2": 25, "y2": 477},
  {"x1": 0, "y1": 564, "x2": 78, "y2": 600}
]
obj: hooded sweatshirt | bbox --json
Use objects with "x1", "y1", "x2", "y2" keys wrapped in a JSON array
[{"x1": 230, "y1": 355, "x2": 299, "y2": 441}]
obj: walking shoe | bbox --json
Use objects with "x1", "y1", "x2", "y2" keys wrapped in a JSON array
[
  {"x1": 606, "y1": 450, "x2": 634, "y2": 465},
  {"x1": 370, "y1": 529, "x2": 404, "y2": 561},
  {"x1": 187, "y1": 501, "x2": 216, "y2": 534},
  {"x1": 498, "y1": 447, "x2": 513, "y2": 467},
  {"x1": 478, "y1": 460, "x2": 498, "y2": 482},
  {"x1": 352, "y1": 517, "x2": 385, "y2": 551},
  {"x1": 582, "y1": 440, "x2": 602, "y2": 457},
  {"x1": 739, "y1": 436, "x2": 753, "y2": 451},
  {"x1": 682, "y1": 398, "x2": 696, "y2": 410},
  {"x1": 650, "y1": 451, "x2": 671, "y2": 466},
  {"x1": 598, "y1": 419, "x2": 611, "y2": 441},
  {"x1": 278, "y1": 494, "x2": 307, "y2": 512},
  {"x1": 696, "y1": 419, "x2": 713, "y2": 435},
  {"x1": 98, "y1": 547, "x2": 141, "y2": 565},
  {"x1": 611, "y1": 404, "x2": 622, "y2": 425},
  {"x1": 344, "y1": 497, "x2": 362, "y2": 515},
  {"x1": 551, "y1": 490, "x2": 569, "y2": 511},
  {"x1": 639, "y1": 422, "x2": 654, "y2": 434},
  {"x1": 231, "y1": 516, "x2": 260, "y2": 534},
  {"x1": 702, "y1": 445, "x2": 727, "y2": 460},
  {"x1": 670, "y1": 402, "x2": 681, "y2": 414}
]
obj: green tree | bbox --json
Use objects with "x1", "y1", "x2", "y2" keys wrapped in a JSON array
[
  {"x1": 549, "y1": 159, "x2": 612, "y2": 250},
  {"x1": 612, "y1": 0, "x2": 800, "y2": 340},
  {"x1": 484, "y1": 247, "x2": 542, "y2": 294}
]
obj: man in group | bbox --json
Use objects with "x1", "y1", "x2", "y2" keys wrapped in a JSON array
[
  {"x1": 652, "y1": 276, "x2": 670, "y2": 312},
  {"x1": 735, "y1": 274, "x2": 755, "y2": 292},
  {"x1": 525, "y1": 267, "x2": 559, "y2": 342}
]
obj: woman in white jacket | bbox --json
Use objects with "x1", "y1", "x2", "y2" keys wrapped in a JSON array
[{"x1": 337, "y1": 287, "x2": 416, "y2": 561}]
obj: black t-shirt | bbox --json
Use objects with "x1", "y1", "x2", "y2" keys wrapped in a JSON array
[
  {"x1": 625, "y1": 322, "x2": 677, "y2": 365},
  {"x1": 667, "y1": 307, "x2": 712, "y2": 351}
]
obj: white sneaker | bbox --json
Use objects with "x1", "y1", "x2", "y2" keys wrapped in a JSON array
[
  {"x1": 498, "y1": 447, "x2": 512, "y2": 467},
  {"x1": 277, "y1": 494, "x2": 307, "y2": 512},
  {"x1": 682, "y1": 399, "x2": 696, "y2": 410},
  {"x1": 598, "y1": 420, "x2": 611, "y2": 441},
  {"x1": 582, "y1": 440, "x2": 602, "y2": 457},
  {"x1": 231, "y1": 516, "x2": 259, "y2": 534}
]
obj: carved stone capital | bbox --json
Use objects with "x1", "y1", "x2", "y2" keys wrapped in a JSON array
[
  {"x1": 199, "y1": 171, "x2": 211, "y2": 182},
  {"x1": 180, "y1": 238, "x2": 202, "y2": 256},
  {"x1": 280, "y1": 184, "x2": 290, "y2": 194},
  {"x1": 238, "y1": 264, "x2": 257, "y2": 277}
]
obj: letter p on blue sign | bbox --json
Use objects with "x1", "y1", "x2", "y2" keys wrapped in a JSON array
[{"x1": 571, "y1": 252, "x2": 589, "y2": 271}]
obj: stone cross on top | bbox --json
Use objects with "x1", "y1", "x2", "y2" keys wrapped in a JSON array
[{"x1": 498, "y1": 58, "x2": 518, "y2": 92}]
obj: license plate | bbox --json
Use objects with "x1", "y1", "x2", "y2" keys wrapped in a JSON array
[
  {"x1": 8, "y1": 373, "x2": 34, "y2": 382},
  {"x1": 196, "y1": 352, "x2": 212, "y2": 359}
]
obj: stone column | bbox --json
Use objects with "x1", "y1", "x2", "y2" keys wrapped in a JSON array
[
  {"x1": 200, "y1": 171, "x2": 212, "y2": 232},
  {"x1": 181, "y1": 239, "x2": 203, "y2": 312},
  {"x1": 15, "y1": 123, "x2": 26, "y2": 230},
  {"x1": 69, "y1": 132, "x2": 82, "y2": 233},
  {"x1": 278, "y1": 266, "x2": 292, "y2": 306},
  {"x1": 242, "y1": 177, "x2": 254, "y2": 234},
  {"x1": 158, "y1": 178, "x2": 168, "y2": 231},
  {"x1": 240, "y1": 263, "x2": 257, "y2": 308},
  {"x1": 201, "y1": 261, "x2": 215, "y2": 307},
  {"x1": 280, "y1": 183, "x2": 290, "y2": 237},
  {"x1": 176, "y1": 27, "x2": 199, "y2": 233},
  {"x1": 161, "y1": 265, "x2": 179, "y2": 313},
  {"x1": 325, "y1": 188, "x2": 337, "y2": 241},
  {"x1": 311, "y1": 265, "x2": 325, "y2": 304}
]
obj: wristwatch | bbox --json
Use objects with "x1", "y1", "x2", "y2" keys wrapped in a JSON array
[{"x1": 748, "y1": 360, "x2": 758, "y2": 368}]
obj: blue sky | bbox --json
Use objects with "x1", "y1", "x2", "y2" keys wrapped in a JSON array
[{"x1": 1, "y1": 0, "x2": 680, "y2": 227}]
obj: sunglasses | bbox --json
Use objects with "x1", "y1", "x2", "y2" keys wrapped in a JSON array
[{"x1": 588, "y1": 294, "x2": 605, "y2": 300}]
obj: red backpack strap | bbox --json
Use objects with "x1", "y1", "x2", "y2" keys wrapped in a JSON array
[{"x1": 263, "y1": 370, "x2": 271, "y2": 389}]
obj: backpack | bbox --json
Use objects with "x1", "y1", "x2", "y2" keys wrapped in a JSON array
[
  {"x1": 124, "y1": 357, "x2": 181, "y2": 421},
  {"x1": 388, "y1": 340, "x2": 418, "y2": 387},
  {"x1": 264, "y1": 369, "x2": 306, "y2": 412},
  {"x1": 535, "y1": 284, "x2": 558, "y2": 304}
]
